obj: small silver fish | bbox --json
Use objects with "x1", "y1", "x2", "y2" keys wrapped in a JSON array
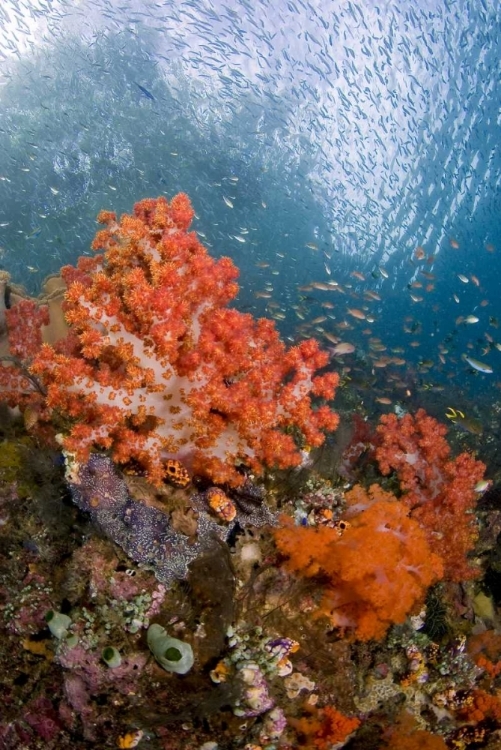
[{"x1": 463, "y1": 355, "x2": 493, "y2": 374}]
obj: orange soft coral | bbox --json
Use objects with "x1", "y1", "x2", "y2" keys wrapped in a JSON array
[
  {"x1": 381, "y1": 711, "x2": 448, "y2": 750},
  {"x1": 290, "y1": 705, "x2": 360, "y2": 749},
  {"x1": 29, "y1": 195, "x2": 339, "y2": 487},
  {"x1": 375, "y1": 409, "x2": 485, "y2": 580},
  {"x1": 468, "y1": 630, "x2": 501, "y2": 679},
  {"x1": 456, "y1": 688, "x2": 501, "y2": 724},
  {"x1": 273, "y1": 485, "x2": 443, "y2": 641}
]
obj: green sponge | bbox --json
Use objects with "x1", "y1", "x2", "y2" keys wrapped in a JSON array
[{"x1": 147, "y1": 624, "x2": 194, "y2": 674}]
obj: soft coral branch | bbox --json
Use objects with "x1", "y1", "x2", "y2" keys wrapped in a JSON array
[
  {"x1": 25, "y1": 195, "x2": 338, "y2": 486},
  {"x1": 374, "y1": 409, "x2": 485, "y2": 580},
  {"x1": 273, "y1": 484, "x2": 443, "y2": 641}
]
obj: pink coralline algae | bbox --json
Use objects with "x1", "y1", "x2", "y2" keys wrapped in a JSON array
[
  {"x1": 23, "y1": 697, "x2": 62, "y2": 742},
  {"x1": 54, "y1": 640, "x2": 149, "y2": 741}
]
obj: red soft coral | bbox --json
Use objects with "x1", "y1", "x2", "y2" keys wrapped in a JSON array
[
  {"x1": 375, "y1": 409, "x2": 485, "y2": 580},
  {"x1": 0, "y1": 299, "x2": 49, "y2": 408}
]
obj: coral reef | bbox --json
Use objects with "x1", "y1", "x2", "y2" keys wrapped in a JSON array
[{"x1": 0, "y1": 196, "x2": 500, "y2": 749}]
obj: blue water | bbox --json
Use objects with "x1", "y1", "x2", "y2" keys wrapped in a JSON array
[{"x1": 0, "y1": 0, "x2": 500, "y2": 414}]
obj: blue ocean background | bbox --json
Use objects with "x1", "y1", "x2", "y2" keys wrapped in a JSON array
[{"x1": 0, "y1": 0, "x2": 500, "y2": 418}]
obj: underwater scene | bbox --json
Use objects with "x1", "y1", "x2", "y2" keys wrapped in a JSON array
[{"x1": 0, "y1": 0, "x2": 501, "y2": 748}]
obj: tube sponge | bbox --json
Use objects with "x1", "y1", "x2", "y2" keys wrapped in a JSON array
[
  {"x1": 102, "y1": 646, "x2": 122, "y2": 668},
  {"x1": 147, "y1": 623, "x2": 194, "y2": 674},
  {"x1": 45, "y1": 610, "x2": 72, "y2": 639}
]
